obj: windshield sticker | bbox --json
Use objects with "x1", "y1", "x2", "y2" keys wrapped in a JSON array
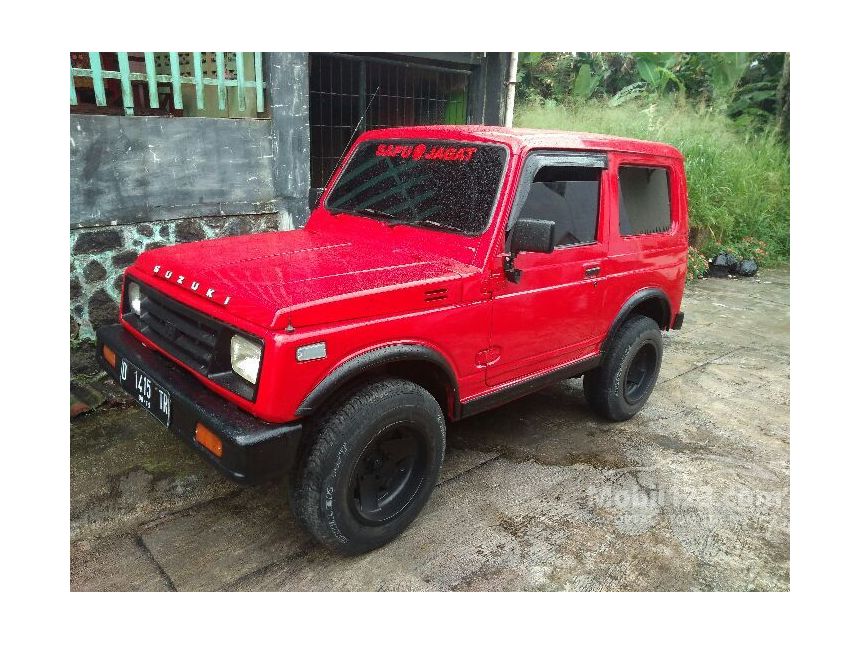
[
  {"x1": 375, "y1": 143, "x2": 477, "y2": 162},
  {"x1": 328, "y1": 140, "x2": 506, "y2": 235}
]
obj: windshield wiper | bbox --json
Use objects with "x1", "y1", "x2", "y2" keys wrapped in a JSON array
[
  {"x1": 330, "y1": 207, "x2": 397, "y2": 219},
  {"x1": 336, "y1": 207, "x2": 425, "y2": 228},
  {"x1": 411, "y1": 219, "x2": 465, "y2": 234},
  {"x1": 331, "y1": 207, "x2": 465, "y2": 234}
]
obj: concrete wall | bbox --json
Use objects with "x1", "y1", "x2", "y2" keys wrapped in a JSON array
[
  {"x1": 468, "y1": 52, "x2": 510, "y2": 126},
  {"x1": 70, "y1": 54, "x2": 310, "y2": 373},
  {"x1": 70, "y1": 115, "x2": 280, "y2": 227}
]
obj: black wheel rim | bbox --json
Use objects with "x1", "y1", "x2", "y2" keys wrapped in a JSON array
[
  {"x1": 348, "y1": 423, "x2": 427, "y2": 525},
  {"x1": 623, "y1": 343, "x2": 658, "y2": 404}
]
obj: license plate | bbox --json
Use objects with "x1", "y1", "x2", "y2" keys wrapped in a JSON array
[{"x1": 118, "y1": 357, "x2": 171, "y2": 427}]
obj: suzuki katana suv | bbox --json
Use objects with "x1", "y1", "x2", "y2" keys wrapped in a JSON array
[{"x1": 97, "y1": 125, "x2": 688, "y2": 554}]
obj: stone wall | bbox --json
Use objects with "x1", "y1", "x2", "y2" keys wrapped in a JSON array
[{"x1": 70, "y1": 213, "x2": 281, "y2": 375}]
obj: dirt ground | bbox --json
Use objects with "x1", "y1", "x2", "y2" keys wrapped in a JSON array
[{"x1": 70, "y1": 268, "x2": 789, "y2": 591}]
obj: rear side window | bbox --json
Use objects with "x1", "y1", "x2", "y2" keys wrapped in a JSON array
[
  {"x1": 618, "y1": 166, "x2": 671, "y2": 236},
  {"x1": 519, "y1": 166, "x2": 601, "y2": 247}
]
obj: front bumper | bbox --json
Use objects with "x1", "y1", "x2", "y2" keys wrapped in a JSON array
[{"x1": 96, "y1": 324, "x2": 302, "y2": 484}]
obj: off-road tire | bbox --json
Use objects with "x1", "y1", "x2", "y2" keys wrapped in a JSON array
[
  {"x1": 584, "y1": 315, "x2": 663, "y2": 421},
  {"x1": 292, "y1": 378, "x2": 446, "y2": 555}
]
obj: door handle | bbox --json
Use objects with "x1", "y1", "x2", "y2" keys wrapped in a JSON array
[{"x1": 585, "y1": 265, "x2": 601, "y2": 277}]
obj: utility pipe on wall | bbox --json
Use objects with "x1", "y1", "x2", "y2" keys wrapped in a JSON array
[{"x1": 504, "y1": 52, "x2": 519, "y2": 128}]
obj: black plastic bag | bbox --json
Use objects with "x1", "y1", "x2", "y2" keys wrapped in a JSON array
[
  {"x1": 736, "y1": 258, "x2": 758, "y2": 277},
  {"x1": 709, "y1": 252, "x2": 740, "y2": 277}
]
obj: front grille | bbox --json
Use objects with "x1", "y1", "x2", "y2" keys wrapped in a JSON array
[
  {"x1": 139, "y1": 291, "x2": 220, "y2": 372},
  {"x1": 122, "y1": 280, "x2": 260, "y2": 401}
]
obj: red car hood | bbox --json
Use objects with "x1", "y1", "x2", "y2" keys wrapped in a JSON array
[{"x1": 131, "y1": 228, "x2": 477, "y2": 330}]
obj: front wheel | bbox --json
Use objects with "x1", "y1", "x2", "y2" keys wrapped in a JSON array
[
  {"x1": 292, "y1": 378, "x2": 446, "y2": 555},
  {"x1": 584, "y1": 315, "x2": 663, "y2": 421}
]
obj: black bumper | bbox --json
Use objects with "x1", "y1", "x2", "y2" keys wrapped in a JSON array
[{"x1": 96, "y1": 324, "x2": 302, "y2": 484}]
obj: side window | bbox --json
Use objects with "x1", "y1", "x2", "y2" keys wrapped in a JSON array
[
  {"x1": 518, "y1": 166, "x2": 601, "y2": 247},
  {"x1": 618, "y1": 166, "x2": 671, "y2": 236}
]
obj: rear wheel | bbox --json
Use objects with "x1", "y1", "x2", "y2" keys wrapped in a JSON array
[
  {"x1": 292, "y1": 378, "x2": 446, "y2": 555},
  {"x1": 584, "y1": 315, "x2": 663, "y2": 421}
]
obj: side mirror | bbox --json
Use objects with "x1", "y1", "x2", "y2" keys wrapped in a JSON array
[
  {"x1": 510, "y1": 218, "x2": 555, "y2": 254},
  {"x1": 505, "y1": 219, "x2": 555, "y2": 283}
]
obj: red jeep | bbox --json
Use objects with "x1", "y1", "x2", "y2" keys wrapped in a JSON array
[{"x1": 97, "y1": 126, "x2": 688, "y2": 553}]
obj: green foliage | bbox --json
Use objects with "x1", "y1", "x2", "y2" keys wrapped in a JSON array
[
  {"x1": 517, "y1": 52, "x2": 787, "y2": 133},
  {"x1": 635, "y1": 53, "x2": 683, "y2": 94},
  {"x1": 516, "y1": 52, "x2": 578, "y2": 103},
  {"x1": 609, "y1": 82, "x2": 647, "y2": 107},
  {"x1": 700, "y1": 52, "x2": 750, "y2": 101},
  {"x1": 572, "y1": 64, "x2": 601, "y2": 100},
  {"x1": 687, "y1": 248, "x2": 710, "y2": 281},
  {"x1": 636, "y1": 59, "x2": 662, "y2": 87},
  {"x1": 515, "y1": 99, "x2": 790, "y2": 267}
]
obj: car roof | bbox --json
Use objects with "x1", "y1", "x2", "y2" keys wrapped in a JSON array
[{"x1": 359, "y1": 125, "x2": 683, "y2": 160}]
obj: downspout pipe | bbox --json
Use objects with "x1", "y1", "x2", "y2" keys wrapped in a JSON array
[{"x1": 504, "y1": 52, "x2": 518, "y2": 128}]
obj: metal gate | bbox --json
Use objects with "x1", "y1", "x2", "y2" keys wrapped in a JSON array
[{"x1": 309, "y1": 53, "x2": 471, "y2": 189}]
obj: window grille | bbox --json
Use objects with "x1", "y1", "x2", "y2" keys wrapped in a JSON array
[
  {"x1": 70, "y1": 52, "x2": 266, "y2": 117},
  {"x1": 309, "y1": 53, "x2": 470, "y2": 188}
]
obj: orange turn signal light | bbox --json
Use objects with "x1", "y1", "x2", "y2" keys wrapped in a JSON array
[
  {"x1": 102, "y1": 344, "x2": 116, "y2": 368},
  {"x1": 195, "y1": 423, "x2": 223, "y2": 458}
]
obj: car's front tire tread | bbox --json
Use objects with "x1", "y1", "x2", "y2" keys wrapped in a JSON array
[{"x1": 292, "y1": 378, "x2": 445, "y2": 555}]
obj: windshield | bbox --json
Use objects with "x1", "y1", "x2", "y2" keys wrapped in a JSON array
[{"x1": 325, "y1": 139, "x2": 507, "y2": 235}]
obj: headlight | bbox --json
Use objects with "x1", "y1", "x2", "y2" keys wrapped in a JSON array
[
  {"x1": 127, "y1": 281, "x2": 142, "y2": 315},
  {"x1": 230, "y1": 335, "x2": 262, "y2": 384}
]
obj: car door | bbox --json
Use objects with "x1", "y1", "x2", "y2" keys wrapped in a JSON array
[
  {"x1": 596, "y1": 154, "x2": 687, "y2": 341},
  {"x1": 486, "y1": 152, "x2": 609, "y2": 387}
]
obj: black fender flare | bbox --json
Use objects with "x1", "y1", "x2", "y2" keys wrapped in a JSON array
[
  {"x1": 601, "y1": 288, "x2": 671, "y2": 354},
  {"x1": 295, "y1": 344, "x2": 460, "y2": 418}
]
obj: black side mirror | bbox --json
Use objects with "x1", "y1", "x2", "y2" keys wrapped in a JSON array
[
  {"x1": 505, "y1": 219, "x2": 555, "y2": 283},
  {"x1": 510, "y1": 218, "x2": 555, "y2": 254}
]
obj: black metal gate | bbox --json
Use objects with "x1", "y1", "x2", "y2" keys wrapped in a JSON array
[{"x1": 309, "y1": 53, "x2": 471, "y2": 189}]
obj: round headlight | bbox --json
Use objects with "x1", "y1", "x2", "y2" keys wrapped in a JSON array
[{"x1": 128, "y1": 281, "x2": 142, "y2": 315}]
